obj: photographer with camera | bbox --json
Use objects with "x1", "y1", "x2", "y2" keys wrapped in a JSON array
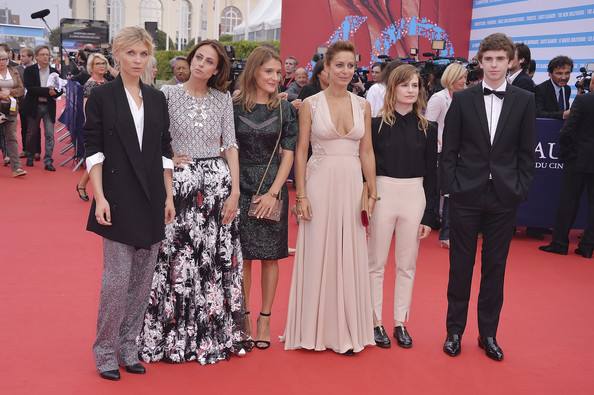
[{"x1": 539, "y1": 76, "x2": 594, "y2": 258}]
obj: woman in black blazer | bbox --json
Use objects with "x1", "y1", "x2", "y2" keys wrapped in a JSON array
[{"x1": 83, "y1": 26, "x2": 174, "y2": 381}]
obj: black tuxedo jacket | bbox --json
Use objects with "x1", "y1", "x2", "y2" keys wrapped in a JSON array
[
  {"x1": 535, "y1": 79, "x2": 570, "y2": 119},
  {"x1": 84, "y1": 75, "x2": 173, "y2": 249},
  {"x1": 22, "y1": 64, "x2": 63, "y2": 122},
  {"x1": 511, "y1": 71, "x2": 535, "y2": 93},
  {"x1": 440, "y1": 83, "x2": 536, "y2": 206},
  {"x1": 559, "y1": 93, "x2": 594, "y2": 173}
]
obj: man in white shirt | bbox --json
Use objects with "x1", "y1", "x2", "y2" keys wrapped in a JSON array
[
  {"x1": 508, "y1": 42, "x2": 535, "y2": 93},
  {"x1": 440, "y1": 33, "x2": 535, "y2": 362},
  {"x1": 22, "y1": 45, "x2": 62, "y2": 171}
]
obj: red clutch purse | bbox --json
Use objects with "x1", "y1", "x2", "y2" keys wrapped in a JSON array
[{"x1": 361, "y1": 183, "x2": 369, "y2": 227}]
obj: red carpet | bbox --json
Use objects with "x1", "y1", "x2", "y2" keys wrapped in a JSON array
[{"x1": 1, "y1": 116, "x2": 593, "y2": 394}]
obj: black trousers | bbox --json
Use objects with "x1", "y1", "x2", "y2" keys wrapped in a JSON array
[
  {"x1": 19, "y1": 108, "x2": 39, "y2": 154},
  {"x1": 446, "y1": 182, "x2": 517, "y2": 338},
  {"x1": 551, "y1": 168, "x2": 594, "y2": 249}
]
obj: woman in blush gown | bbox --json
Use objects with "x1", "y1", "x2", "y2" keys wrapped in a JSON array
[{"x1": 283, "y1": 41, "x2": 377, "y2": 355}]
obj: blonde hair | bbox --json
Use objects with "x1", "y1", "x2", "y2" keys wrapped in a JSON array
[
  {"x1": 141, "y1": 55, "x2": 157, "y2": 85},
  {"x1": 234, "y1": 46, "x2": 281, "y2": 111},
  {"x1": 440, "y1": 63, "x2": 467, "y2": 90},
  {"x1": 86, "y1": 53, "x2": 108, "y2": 74},
  {"x1": 112, "y1": 27, "x2": 154, "y2": 58},
  {"x1": 380, "y1": 64, "x2": 428, "y2": 132}
]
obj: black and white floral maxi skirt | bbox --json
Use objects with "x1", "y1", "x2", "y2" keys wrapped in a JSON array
[{"x1": 138, "y1": 157, "x2": 246, "y2": 365}]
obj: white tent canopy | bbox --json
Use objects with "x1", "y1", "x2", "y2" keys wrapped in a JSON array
[{"x1": 233, "y1": 0, "x2": 281, "y2": 41}]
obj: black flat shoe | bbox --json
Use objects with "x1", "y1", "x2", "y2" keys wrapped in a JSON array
[
  {"x1": 539, "y1": 243, "x2": 568, "y2": 255},
  {"x1": 374, "y1": 325, "x2": 391, "y2": 348},
  {"x1": 44, "y1": 164, "x2": 56, "y2": 172},
  {"x1": 443, "y1": 334, "x2": 462, "y2": 357},
  {"x1": 124, "y1": 363, "x2": 146, "y2": 374},
  {"x1": 394, "y1": 326, "x2": 412, "y2": 348},
  {"x1": 575, "y1": 247, "x2": 593, "y2": 259},
  {"x1": 478, "y1": 336, "x2": 504, "y2": 361},
  {"x1": 99, "y1": 369, "x2": 120, "y2": 381},
  {"x1": 76, "y1": 185, "x2": 89, "y2": 201}
]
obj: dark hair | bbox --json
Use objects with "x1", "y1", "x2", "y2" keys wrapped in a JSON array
[
  {"x1": 514, "y1": 43, "x2": 531, "y2": 71},
  {"x1": 309, "y1": 60, "x2": 325, "y2": 88},
  {"x1": 34, "y1": 45, "x2": 51, "y2": 56},
  {"x1": 379, "y1": 59, "x2": 404, "y2": 84},
  {"x1": 325, "y1": 40, "x2": 356, "y2": 65},
  {"x1": 0, "y1": 43, "x2": 11, "y2": 53},
  {"x1": 371, "y1": 62, "x2": 384, "y2": 71},
  {"x1": 77, "y1": 49, "x2": 88, "y2": 63},
  {"x1": 186, "y1": 40, "x2": 230, "y2": 92},
  {"x1": 477, "y1": 33, "x2": 514, "y2": 61},
  {"x1": 528, "y1": 59, "x2": 536, "y2": 74},
  {"x1": 547, "y1": 56, "x2": 574, "y2": 73}
]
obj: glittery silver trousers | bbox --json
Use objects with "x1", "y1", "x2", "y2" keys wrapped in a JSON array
[{"x1": 93, "y1": 238, "x2": 159, "y2": 372}]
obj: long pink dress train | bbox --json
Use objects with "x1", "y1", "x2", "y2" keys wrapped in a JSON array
[{"x1": 284, "y1": 91, "x2": 375, "y2": 353}]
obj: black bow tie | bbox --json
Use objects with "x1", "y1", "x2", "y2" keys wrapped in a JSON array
[{"x1": 483, "y1": 87, "x2": 506, "y2": 99}]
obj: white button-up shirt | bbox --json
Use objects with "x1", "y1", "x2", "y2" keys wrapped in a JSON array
[
  {"x1": 86, "y1": 87, "x2": 174, "y2": 172},
  {"x1": 482, "y1": 80, "x2": 507, "y2": 144}
]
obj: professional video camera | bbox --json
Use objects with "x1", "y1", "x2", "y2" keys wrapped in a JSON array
[
  {"x1": 224, "y1": 45, "x2": 245, "y2": 88},
  {"x1": 575, "y1": 64, "x2": 593, "y2": 94},
  {"x1": 466, "y1": 59, "x2": 483, "y2": 85}
]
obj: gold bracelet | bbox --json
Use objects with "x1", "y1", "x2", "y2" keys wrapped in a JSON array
[{"x1": 296, "y1": 195, "x2": 308, "y2": 201}]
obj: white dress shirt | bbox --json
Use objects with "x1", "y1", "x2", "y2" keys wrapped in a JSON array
[
  {"x1": 551, "y1": 80, "x2": 568, "y2": 111},
  {"x1": 425, "y1": 88, "x2": 452, "y2": 152},
  {"x1": 86, "y1": 87, "x2": 174, "y2": 172},
  {"x1": 366, "y1": 82, "x2": 386, "y2": 117},
  {"x1": 482, "y1": 80, "x2": 507, "y2": 144},
  {"x1": 507, "y1": 69, "x2": 522, "y2": 84}
]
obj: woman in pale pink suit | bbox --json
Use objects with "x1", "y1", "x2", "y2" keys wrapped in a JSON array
[{"x1": 284, "y1": 41, "x2": 377, "y2": 355}]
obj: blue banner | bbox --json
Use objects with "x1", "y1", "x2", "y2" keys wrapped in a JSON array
[{"x1": 517, "y1": 118, "x2": 587, "y2": 228}]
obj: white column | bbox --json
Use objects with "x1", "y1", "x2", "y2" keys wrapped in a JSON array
[{"x1": 244, "y1": 0, "x2": 250, "y2": 41}]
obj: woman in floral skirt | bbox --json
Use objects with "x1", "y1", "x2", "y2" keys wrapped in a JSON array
[{"x1": 138, "y1": 40, "x2": 247, "y2": 364}]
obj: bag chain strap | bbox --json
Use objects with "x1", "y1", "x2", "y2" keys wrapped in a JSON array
[{"x1": 254, "y1": 101, "x2": 284, "y2": 199}]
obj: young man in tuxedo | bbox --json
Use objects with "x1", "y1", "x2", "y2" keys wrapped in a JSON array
[
  {"x1": 440, "y1": 33, "x2": 535, "y2": 361},
  {"x1": 539, "y1": 77, "x2": 594, "y2": 258},
  {"x1": 508, "y1": 42, "x2": 535, "y2": 93},
  {"x1": 535, "y1": 56, "x2": 573, "y2": 119}
]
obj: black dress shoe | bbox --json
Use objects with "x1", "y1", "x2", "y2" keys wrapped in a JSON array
[
  {"x1": 340, "y1": 349, "x2": 355, "y2": 356},
  {"x1": 374, "y1": 326, "x2": 391, "y2": 348},
  {"x1": 478, "y1": 336, "x2": 504, "y2": 361},
  {"x1": 99, "y1": 369, "x2": 120, "y2": 381},
  {"x1": 124, "y1": 363, "x2": 146, "y2": 374},
  {"x1": 526, "y1": 227, "x2": 545, "y2": 240},
  {"x1": 575, "y1": 247, "x2": 593, "y2": 259},
  {"x1": 44, "y1": 163, "x2": 56, "y2": 171},
  {"x1": 443, "y1": 334, "x2": 462, "y2": 357},
  {"x1": 393, "y1": 326, "x2": 412, "y2": 348},
  {"x1": 26, "y1": 158, "x2": 34, "y2": 167},
  {"x1": 539, "y1": 243, "x2": 568, "y2": 255}
]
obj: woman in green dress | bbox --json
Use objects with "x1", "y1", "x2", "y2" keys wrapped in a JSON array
[{"x1": 233, "y1": 46, "x2": 297, "y2": 350}]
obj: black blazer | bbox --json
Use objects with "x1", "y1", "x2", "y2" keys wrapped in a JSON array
[
  {"x1": 84, "y1": 75, "x2": 173, "y2": 249},
  {"x1": 511, "y1": 71, "x2": 535, "y2": 93},
  {"x1": 22, "y1": 64, "x2": 63, "y2": 122},
  {"x1": 440, "y1": 83, "x2": 536, "y2": 206},
  {"x1": 535, "y1": 79, "x2": 570, "y2": 119},
  {"x1": 559, "y1": 92, "x2": 594, "y2": 173}
]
